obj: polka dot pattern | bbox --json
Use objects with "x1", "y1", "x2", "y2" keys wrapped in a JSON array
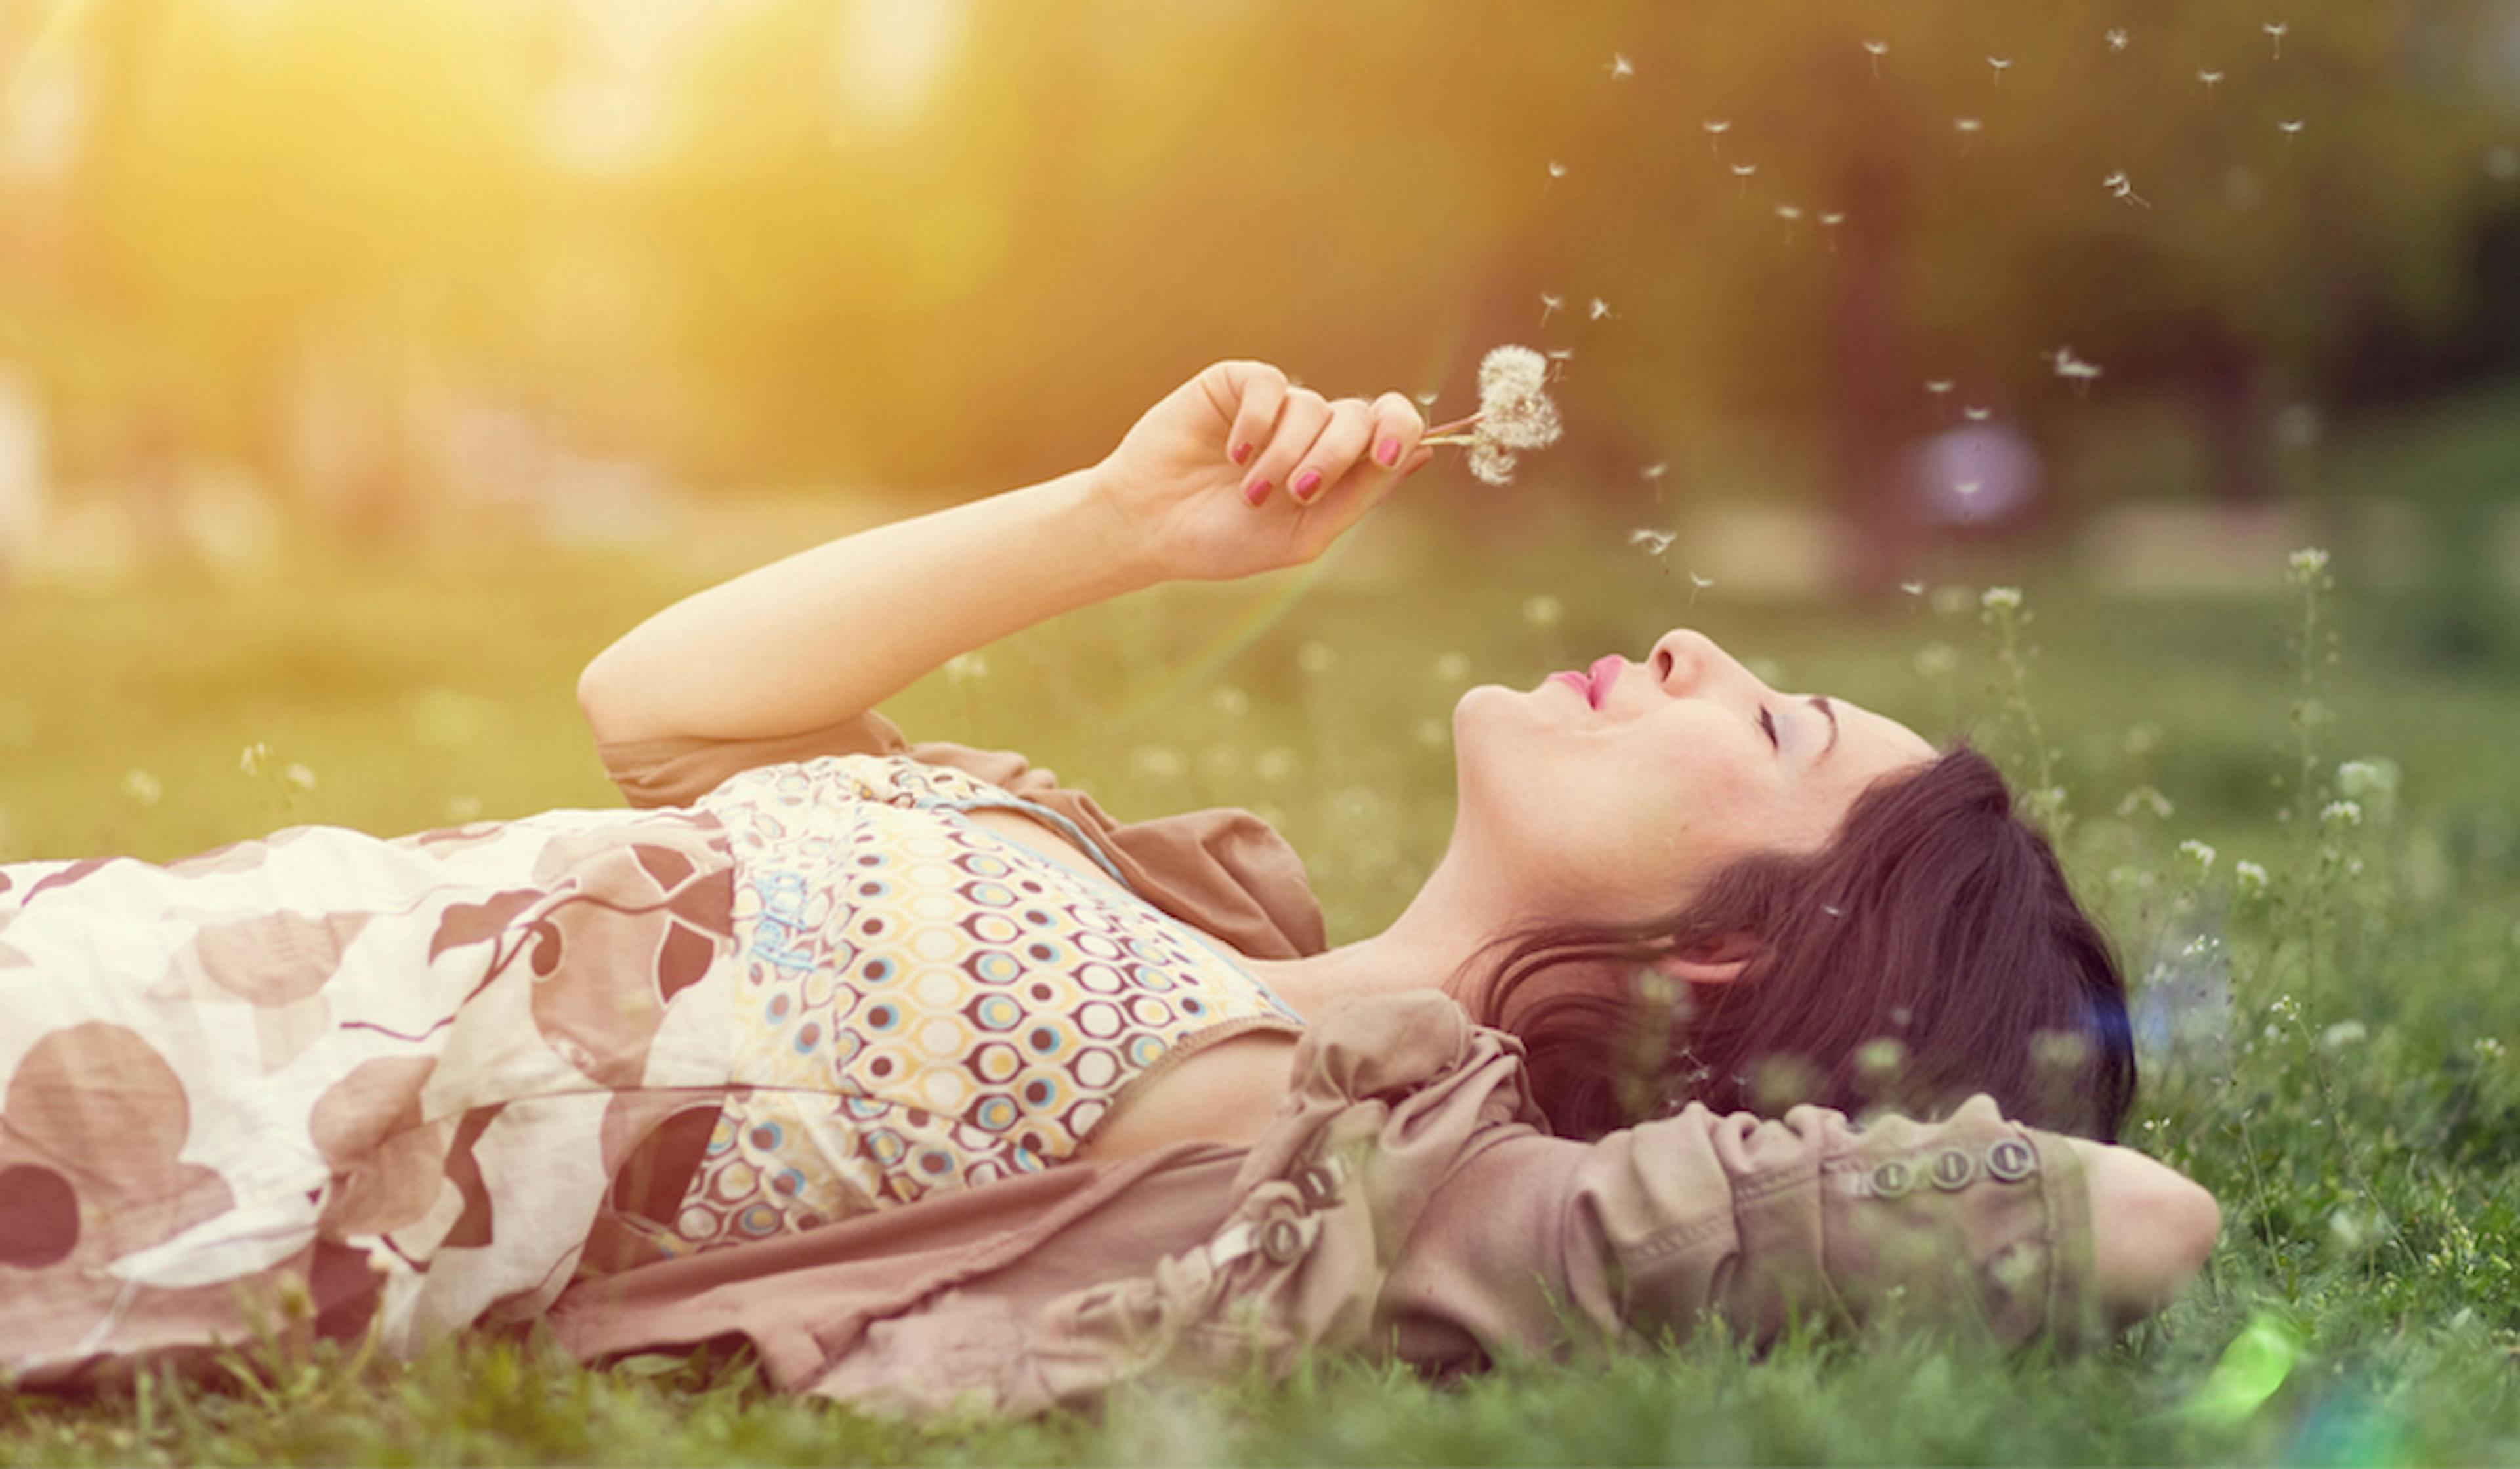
[{"x1": 663, "y1": 754, "x2": 1305, "y2": 1255}]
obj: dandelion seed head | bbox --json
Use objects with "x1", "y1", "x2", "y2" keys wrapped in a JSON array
[
  {"x1": 1467, "y1": 441, "x2": 1520, "y2": 486},
  {"x1": 1477, "y1": 344, "x2": 1549, "y2": 402}
]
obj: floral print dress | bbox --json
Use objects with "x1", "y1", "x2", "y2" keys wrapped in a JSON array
[{"x1": 0, "y1": 802, "x2": 744, "y2": 1388}]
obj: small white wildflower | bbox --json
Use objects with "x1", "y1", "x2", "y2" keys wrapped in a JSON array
[
  {"x1": 2235, "y1": 859, "x2": 2270, "y2": 894},
  {"x1": 1129, "y1": 745, "x2": 1186, "y2": 781},
  {"x1": 1209, "y1": 684, "x2": 1250, "y2": 719},
  {"x1": 1433, "y1": 652, "x2": 1471, "y2": 682},
  {"x1": 2288, "y1": 546, "x2": 2330, "y2": 579},
  {"x1": 2476, "y1": 1037, "x2": 2508, "y2": 1063},
  {"x1": 2117, "y1": 786, "x2": 2174, "y2": 820},
  {"x1": 2105, "y1": 28, "x2": 2130, "y2": 51},
  {"x1": 1522, "y1": 594, "x2": 1564, "y2": 629},
  {"x1": 2179, "y1": 839, "x2": 2217, "y2": 873},
  {"x1": 122, "y1": 768, "x2": 164, "y2": 807},
  {"x1": 2321, "y1": 799, "x2": 2363, "y2": 829},
  {"x1": 1255, "y1": 747, "x2": 1300, "y2": 783},
  {"x1": 2271, "y1": 993, "x2": 2302, "y2": 1023},
  {"x1": 1628, "y1": 528, "x2": 1676, "y2": 558},
  {"x1": 284, "y1": 762, "x2": 316, "y2": 793},
  {"x1": 1295, "y1": 640, "x2": 1335, "y2": 676},
  {"x1": 1981, "y1": 585, "x2": 2023, "y2": 612},
  {"x1": 445, "y1": 795, "x2": 484, "y2": 823},
  {"x1": 942, "y1": 652, "x2": 988, "y2": 686},
  {"x1": 1589, "y1": 297, "x2": 1614, "y2": 321}
]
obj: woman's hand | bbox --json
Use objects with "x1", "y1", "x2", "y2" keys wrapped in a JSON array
[{"x1": 1091, "y1": 360, "x2": 1437, "y2": 584}]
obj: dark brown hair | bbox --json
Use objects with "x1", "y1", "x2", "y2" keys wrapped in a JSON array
[{"x1": 1452, "y1": 745, "x2": 2136, "y2": 1142}]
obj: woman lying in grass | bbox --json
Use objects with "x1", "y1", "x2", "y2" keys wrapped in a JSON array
[{"x1": 0, "y1": 360, "x2": 2215, "y2": 1405}]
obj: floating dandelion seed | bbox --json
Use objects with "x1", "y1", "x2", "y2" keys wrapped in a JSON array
[
  {"x1": 1413, "y1": 390, "x2": 1438, "y2": 411},
  {"x1": 2048, "y1": 346, "x2": 2105, "y2": 396},
  {"x1": 1900, "y1": 580, "x2": 1927, "y2": 597},
  {"x1": 1988, "y1": 56, "x2": 2013, "y2": 85},
  {"x1": 2105, "y1": 169, "x2": 2152, "y2": 207},
  {"x1": 1729, "y1": 161, "x2": 1757, "y2": 196},
  {"x1": 1539, "y1": 291, "x2": 1564, "y2": 326},
  {"x1": 1544, "y1": 347, "x2": 1576, "y2": 380},
  {"x1": 2278, "y1": 118, "x2": 2305, "y2": 146},
  {"x1": 1860, "y1": 38, "x2": 1889, "y2": 77},
  {"x1": 1817, "y1": 211, "x2": 1846, "y2": 251},
  {"x1": 2263, "y1": 21, "x2": 2287, "y2": 58},
  {"x1": 1589, "y1": 297, "x2": 1614, "y2": 321},
  {"x1": 1925, "y1": 379, "x2": 1954, "y2": 397},
  {"x1": 2199, "y1": 68, "x2": 2225, "y2": 96},
  {"x1": 1776, "y1": 204, "x2": 1803, "y2": 221},
  {"x1": 2105, "y1": 28, "x2": 2130, "y2": 52},
  {"x1": 1703, "y1": 118, "x2": 1731, "y2": 159},
  {"x1": 1687, "y1": 571, "x2": 1715, "y2": 606},
  {"x1": 1606, "y1": 52, "x2": 1634, "y2": 80},
  {"x1": 1629, "y1": 527, "x2": 1676, "y2": 555},
  {"x1": 1964, "y1": 405, "x2": 1994, "y2": 421},
  {"x1": 1545, "y1": 159, "x2": 1568, "y2": 184},
  {"x1": 1955, "y1": 480, "x2": 1984, "y2": 499},
  {"x1": 1954, "y1": 117, "x2": 1983, "y2": 154},
  {"x1": 1640, "y1": 461, "x2": 1669, "y2": 481}
]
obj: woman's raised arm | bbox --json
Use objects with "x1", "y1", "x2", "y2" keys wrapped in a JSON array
[
  {"x1": 577, "y1": 359, "x2": 1429, "y2": 748},
  {"x1": 577, "y1": 467, "x2": 1150, "y2": 747}
]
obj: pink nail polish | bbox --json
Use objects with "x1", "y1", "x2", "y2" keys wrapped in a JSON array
[
  {"x1": 1232, "y1": 442, "x2": 1253, "y2": 465},
  {"x1": 1292, "y1": 469, "x2": 1321, "y2": 501},
  {"x1": 1245, "y1": 479, "x2": 1270, "y2": 505},
  {"x1": 1376, "y1": 436, "x2": 1400, "y2": 467}
]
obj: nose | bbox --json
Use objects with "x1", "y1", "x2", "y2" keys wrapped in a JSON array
[{"x1": 1648, "y1": 628, "x2": 1731, "y2": 694}]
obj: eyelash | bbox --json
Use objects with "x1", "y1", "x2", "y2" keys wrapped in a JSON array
[{"x1": 1758, "y1": 707, "x2": 1778, "y2": 749}]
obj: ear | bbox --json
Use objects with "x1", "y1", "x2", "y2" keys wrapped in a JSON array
[{"x1": 1647, "y1": 931, "x2": 1767, "y2": 987}]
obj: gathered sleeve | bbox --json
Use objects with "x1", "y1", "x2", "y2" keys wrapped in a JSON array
[
  {"x1": 1381, "y1": 1093, "x2": 2103, "y2": 1365},
  {"x1": 593, "y1": 709, "x2": 1328, "y2": 960}
]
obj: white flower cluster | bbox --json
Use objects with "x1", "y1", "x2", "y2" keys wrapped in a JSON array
[
  {"x1": 1980, "y1": 585, "x2": 2024, "y2": 612},
  {"x1": 2289, "y1": 546, "x2": 2331, "y2": 580},
  {"x1": 1463, "y1": 345, "x2": 1564, "y2": 487},
  {"x1": 2235, "y1": 858, "x2": 2271, "y2": 894},
  {"x1": 2178, "y1": 839, "x2": 2217, "y2": 873}
]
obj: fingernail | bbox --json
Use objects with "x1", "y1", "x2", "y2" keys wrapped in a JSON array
[
  {"x1": 1376, "y1": 436, "x2": 1400, "y2": 467},
  {"x1": 1245, "y1": 478, "x2": 1270, "y2": 505},
  {"x1": 1232, "y1": 442, "x2": 1253, "y2": 465},
  {"x1": 1292, "y1": 469, "x2": 1321, "y2": 501}
]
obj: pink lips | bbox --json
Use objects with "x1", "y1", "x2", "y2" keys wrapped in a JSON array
[{"x1": 1547, "y1": 657, "x2": 1626, "y2": 709}]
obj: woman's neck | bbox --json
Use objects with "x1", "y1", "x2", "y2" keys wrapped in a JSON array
[{"x1": 1240, "y1": 848, "x2": 1527, "y2": 1024}]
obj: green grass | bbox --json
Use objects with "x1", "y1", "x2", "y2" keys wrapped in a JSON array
[{"x1": 4, "y1": 484, "x2": 2519, "y2": 1462}]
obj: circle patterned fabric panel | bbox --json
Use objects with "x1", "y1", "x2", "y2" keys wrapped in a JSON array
[{"x1": 666, "y1": 753, "x2": 1306, "y2": 1255}]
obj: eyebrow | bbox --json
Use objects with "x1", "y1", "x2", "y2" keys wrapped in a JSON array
[{"x1": 1809, "y1": 696, "x2": 1839, "y2": 761}]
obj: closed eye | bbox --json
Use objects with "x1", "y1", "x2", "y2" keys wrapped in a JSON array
[{"x1": 1757, "y1": 706, "x2": 1778, "y2": 749}]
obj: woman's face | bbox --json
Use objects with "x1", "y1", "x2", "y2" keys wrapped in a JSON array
[{"x1": 1451, "y1": 628, "x2": 1939, "y2": 924}]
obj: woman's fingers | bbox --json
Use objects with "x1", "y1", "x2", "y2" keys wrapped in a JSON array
[
  {"x1": 1285, "y1": 398, "x2": 1376, "y2": 506},
  {"x1": 1217, "y1": 361, "x2": 1288, "y2": 471},
  {"x1": 1365, "y1": 391, "x2": 1427, "y2": 473},
  {"x1": 1243, "y1": 388, "x2": 1332, "y2": 507}
]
